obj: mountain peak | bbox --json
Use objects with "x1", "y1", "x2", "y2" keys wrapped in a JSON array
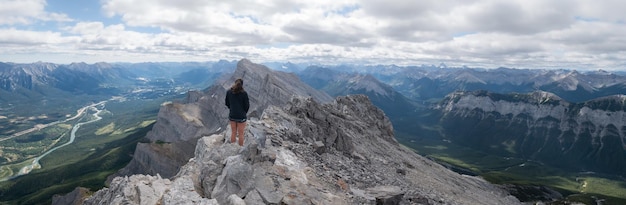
[
  {"x1": 584, "y1": 94, "x2": 626, "y2": 112},
  {"x1": 454, "y1": 71, "x2": 486, "y2": 84},
  {"x1": 230, "y1": 59, "x2": 333, "y2": 106},
  {"x1": 346, "y1": 74, "x2": 393, "y2": 96},
  {"x1": 438, "y1": 62, "x2": 448, "y2": 69},
  {"x1": 529, "y1": 90, "x2": 563, "y2": 103},
  {"x1": 237, "y1": 58, "x2": 255, "y2": 68}
]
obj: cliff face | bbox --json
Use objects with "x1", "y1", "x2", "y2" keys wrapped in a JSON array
[
  {"x1": 437, "y1": 90, "x2": 626, "y2": 174},
  {"x1": 79, "y1": 95, "x2": 521, "y2": 205},
  {"x1": 112, "y1": 59, "x2": 333, "y2": 179}
]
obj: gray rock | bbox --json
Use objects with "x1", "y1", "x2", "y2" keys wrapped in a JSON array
[
  {"x1": 226, "y1": 194, "x2": 246, "y2": 205},
  {"x1": 251, "y1": 173, "x2": 283, "y2": 204},
  {"x1": 243, "y1": 190, "x2": 265, "y2": 205},
  {"x1": 84, "y1": 175, "x2": 171, "y2": 205},
  {"x1": 192, "y1": 134, "x2": 240, "y2": 197},
  {"x1": 52, "y1": 187, "x2": 90, "y2": 205},
  {"x1": 199, "y1": 160, "x2": 223, "y2": 197},
  {"x1": 147, "y1": 102, "x2": 214, "y2": 143},
  {"x1": 162, "y1": 175, "x2": 217, "y2": 205},
  {"x1": 211, "y1": 155, "x2": 254, "y2": 204},
  {"x1": 366, "y1": 185, "x2": 404, "y2": 205},
  {"x1": 313, "y1": 141, "x2": 325, "y2": 154},
  {"x1": 110, "y1": 140, "x2": 195, "y2": 181},
  {"x1": 248, "y1": 120, "x2": 268, "y2": 149}
]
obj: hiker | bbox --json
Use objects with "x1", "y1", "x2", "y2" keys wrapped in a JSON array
[{"x1": 225, "y1": 78, "x2": 249, "y2": 146}]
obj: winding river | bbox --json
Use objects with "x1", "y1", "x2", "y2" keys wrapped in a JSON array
[{"x1": 0, "y1": 101, "x2": 106, "y2": 181}]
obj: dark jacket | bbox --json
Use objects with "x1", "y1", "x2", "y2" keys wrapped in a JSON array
[{"x1": 225, "y1": 90, "x2": 249, "y2": 120}]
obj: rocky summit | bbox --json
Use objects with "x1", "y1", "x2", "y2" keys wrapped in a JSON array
[
  {"x1": 54, "y1": 59, "x2": 521, "y2": 205},
  {"x1": 71, "y1": 95, "x2": 520, "y2": 205}
]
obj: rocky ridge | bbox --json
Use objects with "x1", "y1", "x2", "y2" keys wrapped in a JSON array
[
  {"x1": 437, "y1": 90, "x2": 626, "y2": 174},
  {"x1": 439, "y1": 90, "x2": 568, "y2": 120},
  {"x1": 110, "y1": 59, "x2": 333, "y2": 179},
  {"x1": 77, "y1": 94, "x2": 521, "y2": 205}
]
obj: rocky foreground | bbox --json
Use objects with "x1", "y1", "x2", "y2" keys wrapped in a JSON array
[{"x1": 56, "y1": 94, "x2": 521, "y2": 205}]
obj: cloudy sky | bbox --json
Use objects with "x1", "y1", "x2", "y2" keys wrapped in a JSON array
[{"x1": 1, "y1": 0, "x2": 625, "y2": 70}]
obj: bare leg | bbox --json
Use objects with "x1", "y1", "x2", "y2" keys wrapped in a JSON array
[
  {"x1": 236, "y1": 121, "x2": 246, "y2": 146},
  {"x1": 229, "y1": 121, "x2": 237, "y2": 144}
]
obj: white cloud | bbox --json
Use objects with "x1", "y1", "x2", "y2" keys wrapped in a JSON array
[
  {"x1": 0, "y1": 0, "x2": 47, "y2": 25},
  {"x1": 100, "y1": 0, "x2": 363, "y2": 45},
  {"x1": 0, "y1": 28, "x2": 75, "y2": 45},
  {"x1": 575, "y1": 0, "x2": 626, "y2": 22},
  {"x1": 457, "y1": 1, "x2": 575, "y2": 34},
  {"x1": 0, "y1": 0, "x2": 71, "y2": 25},
  {"x1": 1, "y1": 0, "x2": 626, "y2": 70}
]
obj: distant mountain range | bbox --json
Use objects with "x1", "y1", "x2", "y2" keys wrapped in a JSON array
[
  {"x1": 266, "y1": 62, "x2": 626, "y2": 103},
  {"x1": 6, "y1": 60, "x2": 624, "y2": 105},
  {"x1": 0, "y1": 62, "x2": 138, "y2": 93},
  {"x1": 0, "y1": 61, "x2": 238, "y2": 113},
  {"x1": 370, "y1": 66, "x2": 626, "y2": 103},
  {"x1": 0, "y1": 60, "x2": 238, "y2": 92}
]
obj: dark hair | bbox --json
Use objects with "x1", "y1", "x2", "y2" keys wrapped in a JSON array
[{"x1": 231, "y1": 78, "x2": 244, "y2": 93}]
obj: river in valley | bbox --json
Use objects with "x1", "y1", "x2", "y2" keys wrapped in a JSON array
[{"x1": 0, "y1": 100, "x2": 107, "y2": 181}]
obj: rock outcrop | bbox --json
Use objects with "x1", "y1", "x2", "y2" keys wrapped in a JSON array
[
  {"x1": 52, "y1": 187, "x2": 90, "y2": 205},
  {"x1": 79, "y1": 95, "x2": 521, "y2": 205}
]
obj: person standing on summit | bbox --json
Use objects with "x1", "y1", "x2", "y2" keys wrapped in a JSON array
[{"x1": 225, "y1": 78, "x2": 249, "y2": 146}]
